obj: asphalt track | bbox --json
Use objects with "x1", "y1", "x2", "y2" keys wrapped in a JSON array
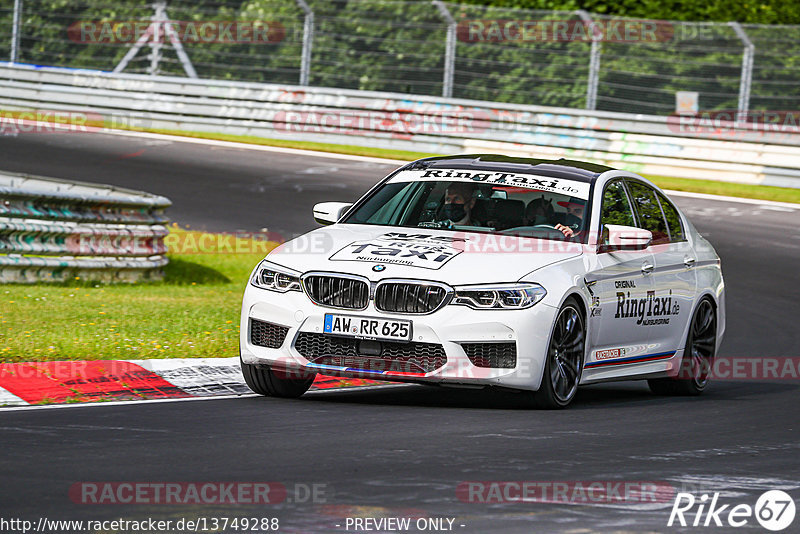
[{"x1": 1, "y1": 131, "x2": 799, "y2": 533}]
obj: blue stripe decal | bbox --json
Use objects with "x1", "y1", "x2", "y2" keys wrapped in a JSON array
[
  {"x1": 584, "y1": 351, "x2": 675, "y2": 369},
  {"x1": 305, "y1": 362, "x2": 388, "y2": 375},
  {"x1": 345, "y1": 368, "x2": 385, "y2": 374}
]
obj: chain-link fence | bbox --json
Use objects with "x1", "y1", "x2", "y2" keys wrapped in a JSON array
[{"x1": 1, "y1": 0, "x2": 798, "y2": 116}]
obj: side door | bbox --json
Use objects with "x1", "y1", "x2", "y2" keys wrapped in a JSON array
[
  {"x1": 626, "y1": 180, "x2": 697, "y2": 357},
  {"x1": 584, "y1": 179, "x2": 656, "y2": 372}
]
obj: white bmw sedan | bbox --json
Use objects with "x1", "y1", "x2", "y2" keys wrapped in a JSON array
[{"x1": 240, "y1": 155, "x2": 725, "y2": 408}]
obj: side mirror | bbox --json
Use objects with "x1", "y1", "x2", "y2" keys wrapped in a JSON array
[
  {"x1": 313, "y1": 202, "x2": 352, "y2": 226},
  {"x1": 598, "y1": 224, "x2": 652, "y2": 253}
]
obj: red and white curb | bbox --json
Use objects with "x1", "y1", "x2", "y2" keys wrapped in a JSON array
[{"x1": 0, "y1": 357, "x2": 386, "y2": 407}]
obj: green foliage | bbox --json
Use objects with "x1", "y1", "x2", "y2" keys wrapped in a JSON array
[
  {"x1": 457, "y1": 0, "x2": 800, "y2": 24},
  {"x1": 0, "y1": 0, "x2": 797, "y2": 114}
]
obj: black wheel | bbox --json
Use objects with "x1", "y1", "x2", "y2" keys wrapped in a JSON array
[
  {"x1": 648, "y1": 298, "x2": 716, "y2": 396},
  {"x1": 241, "y1": 358, "x2": 315, "y2": 398},
  {"x1": 532, "y1": 298, "x2": 585, "y2": 409}
]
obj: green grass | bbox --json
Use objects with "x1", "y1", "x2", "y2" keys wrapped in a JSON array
[
  {"x1": 0, "y1": 229, "x2": 276, "y2": 363},
  {"x1": 642, "y1": 174, "x2": 800, "y2": 204}
]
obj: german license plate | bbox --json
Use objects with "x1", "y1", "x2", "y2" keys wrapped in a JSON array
[{"x1": 323, "y1": 314, "x2": 412, "y2": 342}]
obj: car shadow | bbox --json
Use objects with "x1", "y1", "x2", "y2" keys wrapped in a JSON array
[{"x1": 299, "y1": 380, "x2": 797, "y2": 411}]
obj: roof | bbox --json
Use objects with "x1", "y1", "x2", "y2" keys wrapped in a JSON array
[{"x1": 405, "y1": 154, "x2": 614, "y2": 182}]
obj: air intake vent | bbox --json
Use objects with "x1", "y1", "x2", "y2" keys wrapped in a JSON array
[
  {"x1": 295, "y1": 332, "x2": 446, "y2": 374},
  {"x1": 462, "y1": 342, "x2": 517, "y2": 368},
  {"x1": 303, "y1": 274, "x2": 369, "y2": 310},
  {"x1": 250, "y1": 319, "x2": 290, "y2": 349},
  {"x1": 374, "y1": 282, "x2": 449, "y2": 314}
]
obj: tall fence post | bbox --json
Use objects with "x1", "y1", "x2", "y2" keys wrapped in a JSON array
[
  {"x1": 729, "y1": 22, "x2": 754, "y2": 123},
  {"x1": 147, "y1": 1, "x2": 165, "y2": 75},
  {"x1": 433, "y1": 1, "x2": 455, "y2": 98},
  {"x1": 577, "y1": 10, "x2": 600, "y2": 111},
  {"x1": 296, "y1": 0, "x2": 314, "y2": 86},
  {"x1": 10, "y1": 0, "x2": 22, "y2": 63}
]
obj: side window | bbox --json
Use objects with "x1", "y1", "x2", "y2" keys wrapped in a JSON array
[
  {"x1": 627, "y1": 181, "x2": 669, "y2": 245},
  {"x1": 656, "y1": 192, "x2": 685, "y2": 242},
  {"x1": 600, "y1": 179, "x2": 636, "y2": 229}
]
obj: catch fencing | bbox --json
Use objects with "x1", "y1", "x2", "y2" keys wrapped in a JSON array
[
  {"x1": 1, "y1": 1, "x2": 799, "y2": 116},
  {"x1": 0, "y1": 170, "x2": 171, "y2": 283},
  {"x1": 1, "y1": 63, "x2": 799, "y2": 188}
]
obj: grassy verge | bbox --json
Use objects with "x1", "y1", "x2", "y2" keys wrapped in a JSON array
[
  {"x1": 149, "y1": 128, "x2": 437, "y2": 162},
  {"x1": 642, "y1": 174, "x2": 800, "y2": 204},
  {"x1": 146, "y1": 128, "x2": 800, "y2": 205},
  {"x1": 0, "y1": 229, "x2": 276, "y2": 363}
]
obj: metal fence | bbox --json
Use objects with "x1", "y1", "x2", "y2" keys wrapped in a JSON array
[{"x1": 1, "y1": 1, "x2": 798, "y2": 117}]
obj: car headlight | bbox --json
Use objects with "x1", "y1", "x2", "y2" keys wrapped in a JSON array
[
  {"x1": 451, "y1": 283, "x2": 546, "y2": 310},
  {"x1": 250, "y1": 261, "x2": 301, "y2": 292}
]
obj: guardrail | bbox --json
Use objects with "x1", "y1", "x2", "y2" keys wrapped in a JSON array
[
  {"x1": 1, "y1": 63, "x2": 799, "y2": 188},
  {"x1": 0, "y1": 170, "x2": 171, "y2": 283}
]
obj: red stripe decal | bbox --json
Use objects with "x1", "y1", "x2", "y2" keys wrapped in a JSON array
[
  {"x1": 0, "y1": 361, "x2": 190, "y2": 404},
  {"x1": 310, "y1": 374, "x2": 385, "y2": 390}
]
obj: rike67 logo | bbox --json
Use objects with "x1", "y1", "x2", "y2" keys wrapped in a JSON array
[{"x1": 668, "y1": 490, "x2": 795, "y2": 531}]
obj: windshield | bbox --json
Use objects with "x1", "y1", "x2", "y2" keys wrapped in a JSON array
[{"x1": 343, "y1": 168, "x2": 592, "y2": 242}]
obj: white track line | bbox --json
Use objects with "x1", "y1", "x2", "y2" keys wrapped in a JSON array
[
  {"x1": 103, "y1": 128, "x2": 798, "y2": 209},
  {"x1": 0, "y1": 384, "x2": 410, "y2": 412},
  {"x1": 107, "y1": 128, "x2": 406, "y2": 165}
]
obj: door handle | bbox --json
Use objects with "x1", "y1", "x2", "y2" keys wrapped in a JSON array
[
  {"x1": 684, "y1": 256, "x2": 696, "y2": 268},
  {"x1": 641, "y1": 262, "x2": 654, "y2": 275}
]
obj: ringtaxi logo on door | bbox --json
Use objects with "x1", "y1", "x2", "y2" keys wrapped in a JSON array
[{"x1": 668, "y1": 490, "x2": 795, "y2": 531}]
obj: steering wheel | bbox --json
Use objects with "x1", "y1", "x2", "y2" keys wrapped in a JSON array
[{"x1": 531, "y1": 224, "x2": 559, "y2": 230}]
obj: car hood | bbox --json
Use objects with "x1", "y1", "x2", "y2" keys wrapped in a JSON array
[{"x1": 266, "y1": 224, "x2": 582, "y2": 285}]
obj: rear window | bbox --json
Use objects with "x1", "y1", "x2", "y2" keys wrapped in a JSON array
[{"x1": 656, "y1": 191, "x2": 685, "y2": 242}]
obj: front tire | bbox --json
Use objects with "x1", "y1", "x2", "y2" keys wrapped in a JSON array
[
  {"x1": 531, "y1": 298, "x2": 585, "y2": 409},
  {"x1": 648, "y1": 297, "x2": 716, "y2": 396},
  {"x1": 241, "y1": 358, "x2": 315, "y2": 398}
]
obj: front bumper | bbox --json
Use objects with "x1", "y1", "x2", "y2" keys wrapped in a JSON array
[{"x1": 240, "y1": 283, "x2": 558, "y2": 391}]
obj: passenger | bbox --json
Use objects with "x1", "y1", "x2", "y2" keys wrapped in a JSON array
[{"x1": 525, "y1": 195, "x2": 555, "y2": 226}]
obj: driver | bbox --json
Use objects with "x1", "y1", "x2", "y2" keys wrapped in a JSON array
[
  {"x1": 441, "y1": 182, "x2": 478, "y2": 226},
  {"x1": 555, "y1": 197, "x2": 585, "y2": 238}
]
